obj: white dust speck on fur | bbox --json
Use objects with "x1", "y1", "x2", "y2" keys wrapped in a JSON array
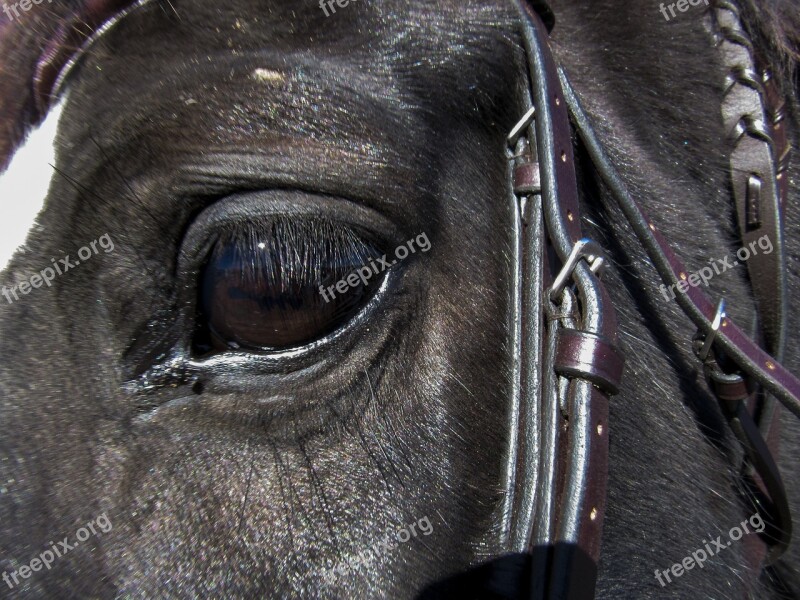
[{"x1": 252, "y1": 68, "x2": 285, "y2": 83}]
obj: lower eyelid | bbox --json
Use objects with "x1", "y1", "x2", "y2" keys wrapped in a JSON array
[{"x1": 123, "y1": 259, "x2": 397, "y2": 400}]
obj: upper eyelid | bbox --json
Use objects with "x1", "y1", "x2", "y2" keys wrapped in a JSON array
[{"x1": 179, "y1": 189, "x2": 404, "y2": 274}]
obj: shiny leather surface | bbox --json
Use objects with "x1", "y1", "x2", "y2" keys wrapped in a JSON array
[{"x1": 505, "y1": 5, "x2": 622, "y2": 599}]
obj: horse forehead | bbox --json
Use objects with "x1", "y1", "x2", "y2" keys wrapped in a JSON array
[
  {"x1": 76, "y1": 0, "x2": 505, "y2": 45},
  {"x1": 54, "y1": 0, "x2": 523, "y2": 185},
  {"x1": 38, "y1": 0, "x2": 523, "y2": 251},
  {"x1": 65, "y1": 0, "x2": 520, "y2": 91}
]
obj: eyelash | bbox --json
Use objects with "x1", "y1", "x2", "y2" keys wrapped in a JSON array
[{"x1": 207, "y1": 216, "x2": 382, "y2": 294}]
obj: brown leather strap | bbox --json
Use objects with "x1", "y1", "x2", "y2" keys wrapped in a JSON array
[
  {"x1": 512, "y1": 2, "x2": 796, "y2": 597},
  {"x1": 0, "y1": 0, "x2": 144, "y2": 170},
  {"x1": 560, "y1": 45, "x2": 800, "y2": 559},
  {"x1": 35, "y1": 0, "x2": 148, "y2": 116}
]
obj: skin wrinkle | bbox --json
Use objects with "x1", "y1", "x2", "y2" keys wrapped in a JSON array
[
  {"x1": 234, "y1": 438, "x2": 255, "y2": 536},
  {"x1": 296, "y1": 428, "x2": 340, "y2": 553},
  {"x1": 363, "y1": 367, "x2": 407, "y2": 487},
  {"x1": 0, "y1": 0, "x2": 798, "y2": 599}
]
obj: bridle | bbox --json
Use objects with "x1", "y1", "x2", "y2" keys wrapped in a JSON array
[
  {"x1": 7, "y1": 0, "x2": 798, "y2": 598},
  {"x1": 503, "y1": 4, "x2": 620, "y2": 599},
  {"x1": 505, "y1": 0, "x2": 797, "y2": 597}
]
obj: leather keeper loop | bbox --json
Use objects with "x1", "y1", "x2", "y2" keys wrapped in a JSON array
[
  {"x1": 513, "y1": 162, "x2": 541, "y2": 194},
  {"x1": 554, "y1": 328, "x2": 624, "y2": 395},
  {"x1": 710, "y1": 370, "x2": 751, "y2": 410}
]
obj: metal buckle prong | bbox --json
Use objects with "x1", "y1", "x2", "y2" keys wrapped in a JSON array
[
  {"x1": 508, "y1": 106, "x2": 537, "y2": 147},
  {"x1": 549, "y1": 238, "x2": 606, "y2": 302},
  {"x1": 698, "y1": 298, "x2": 727, "y2": 361}
]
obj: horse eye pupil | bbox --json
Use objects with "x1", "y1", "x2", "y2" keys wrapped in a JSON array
[{"x1": 195, "y1": 222, "x2": 379, "y2": 352}]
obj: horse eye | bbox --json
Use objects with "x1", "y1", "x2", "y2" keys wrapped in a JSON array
[{"x1": 194, "y1": 219, "x2": 383, "y2": 353}]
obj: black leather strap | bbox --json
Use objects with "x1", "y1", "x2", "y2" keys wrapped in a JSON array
[{"x1": 503, "y1": 5, "x2": 622, "y2": 600}]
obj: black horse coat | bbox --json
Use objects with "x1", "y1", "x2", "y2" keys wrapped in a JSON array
[{"x1": 0, "y1": 0, "x2": 799, "y2": 597}]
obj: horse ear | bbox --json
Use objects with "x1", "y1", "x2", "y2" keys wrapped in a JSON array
[{"x1": 0, "y1": 0, "x2": 136, "y2": 173}]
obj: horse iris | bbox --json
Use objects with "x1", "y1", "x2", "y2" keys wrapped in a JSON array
[{"x1": 196, "y1": 218, "x2": 382, "y2": 352}]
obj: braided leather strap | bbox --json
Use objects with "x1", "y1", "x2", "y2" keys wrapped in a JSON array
[{"x1": 705, "y1": 0, "x2": 792, "y2": 568}]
